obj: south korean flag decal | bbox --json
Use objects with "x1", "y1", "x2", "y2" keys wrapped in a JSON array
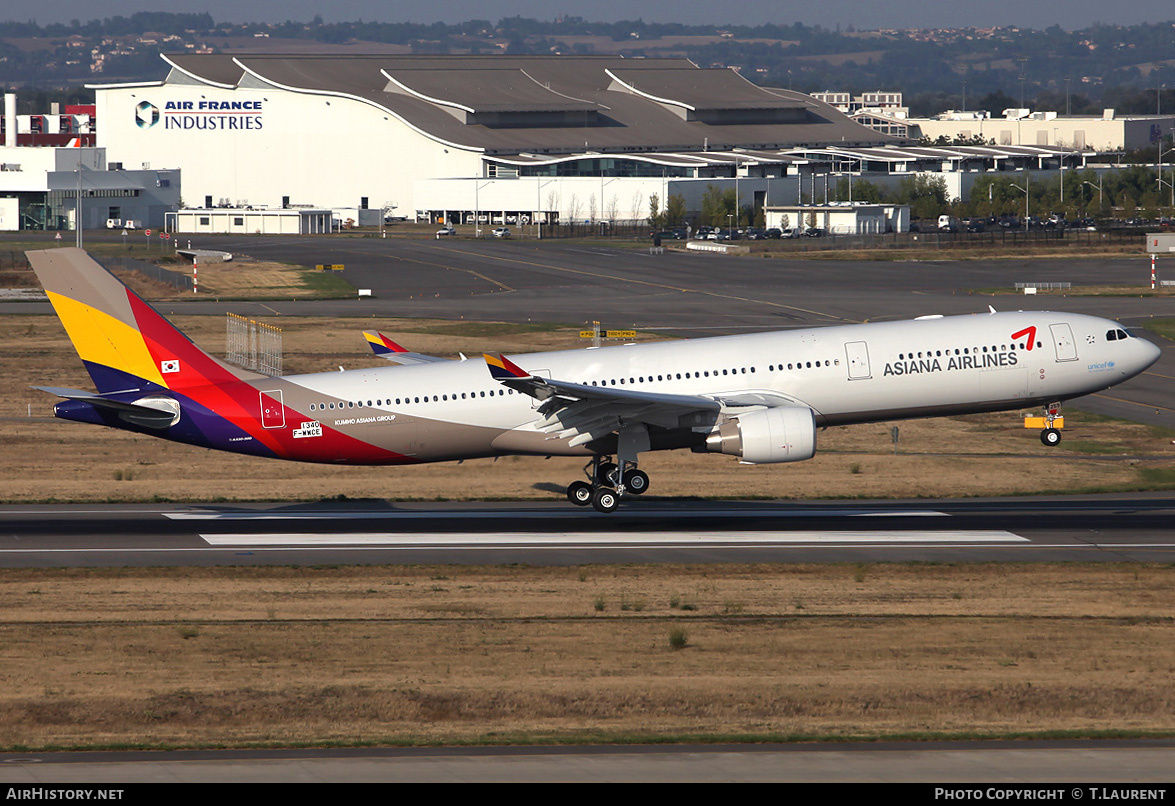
[{"x1": 160, "y1": 359, "x2": 180, "y2": 374}]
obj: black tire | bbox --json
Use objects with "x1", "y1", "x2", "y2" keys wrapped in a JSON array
[
  {"x1": 567, "y1": 480, "x2": 593, "y2": 506},
  {"x1": 596, "y1": 461, "x2": 619, "y2": 485},
  {"x1": 626, "y1": 469, "x2": 650, "y2": 495},
  {"x1": 1041, "y1": 428, "x2": 1062, "y2": 446},
  {"x1": 591, "y1": 487, "x2": 620, "y2": 513}
]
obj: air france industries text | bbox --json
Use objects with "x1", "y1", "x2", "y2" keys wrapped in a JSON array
[
  {"x1": 162, "y1": 100, "x2": 263, "y2": 130},
  {"x1": 164, "y1": 116, "x2": 262, "y2": 130}
]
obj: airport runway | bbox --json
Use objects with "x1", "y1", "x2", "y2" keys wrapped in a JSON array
[
  {"x1": 4, "y1": 740, "x2": 1175, "y2": 782},
  {"x1": 3, "y1": 495, "x2": 1175, "y2": 567}
]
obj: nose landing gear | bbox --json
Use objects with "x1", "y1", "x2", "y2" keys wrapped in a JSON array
[{"x1": 1027, "y1": 401, "x2": 1064, "y2": 446}]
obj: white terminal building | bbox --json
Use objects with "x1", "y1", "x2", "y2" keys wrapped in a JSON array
[
  {"x1": 91, "y1": 54, "x2": 903, "y2": 233},
  {"x1": 86, "y1": 56, "x2": 1099, "y2": 235}
]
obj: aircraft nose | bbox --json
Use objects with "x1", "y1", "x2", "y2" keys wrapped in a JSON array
[{"x1": 1141, "y1": 337, "x2": 1162, "y2": 369}]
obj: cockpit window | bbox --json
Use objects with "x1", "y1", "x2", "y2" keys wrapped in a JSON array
[{"x1": 1106, "y1": 329, "x2": 1118, "y2": 341}]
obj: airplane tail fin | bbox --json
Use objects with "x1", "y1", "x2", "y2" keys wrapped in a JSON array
[{"x1": 27, "y1": 248, "x2": 252, "y2": 394}]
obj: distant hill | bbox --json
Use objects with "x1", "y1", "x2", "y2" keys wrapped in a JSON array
[{"x1": 4, "y1": 13, "x2": 1175, "y2": 115}]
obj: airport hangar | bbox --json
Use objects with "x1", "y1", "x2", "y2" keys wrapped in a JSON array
[{"x1": 91, "y1": 54, "x2": 908, "y2": 233}]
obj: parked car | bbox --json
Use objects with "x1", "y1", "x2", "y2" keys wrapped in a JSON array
[
  {"x1": 804, "y1": 227, "x2": 827, "y2": 238},
  {"x1": 436, "y1": 225, "x2": 456, "y2": 237},
  {"x1": 764, "y1": 228, "x2": 783, "y2": 239},
  {"x1": 492, "y1": 227, "x2": 511, "y2": 238}
]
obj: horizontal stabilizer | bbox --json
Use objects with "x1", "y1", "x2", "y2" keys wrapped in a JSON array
[{"x1": 33, "y1": 386, "x2": 181, "y2": 429}]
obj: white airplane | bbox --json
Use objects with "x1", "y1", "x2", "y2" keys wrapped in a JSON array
[{"x1": 29, "y1": 248, "x2": 1161, "y2": 512}]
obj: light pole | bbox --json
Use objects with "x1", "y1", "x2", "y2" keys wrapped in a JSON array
[
  {"x1": 536, "y1": 178, "x2": 555, "y2": 239},
  {"x1": 733, "y1": 153, "x2": 741, "y2": 227},
  {"x1": 1081, "y1": 178, "x2": 1103, "y2": 216},
  {"x1": 1160, "y1": 135, "x2": 1175, "y2": 209},
  {"x1": 74, "y1": 162, "x2": 84, "y2": 249},
  {"x1": 1059, "y1": 141, "x2": 1064, "y2": 205},
  {"x1": 1010, "y1": 180, "x2": 1030, "y2": 231},
  {"x1": 473, "y1": 177, "x2": 493, "y2": 237}
]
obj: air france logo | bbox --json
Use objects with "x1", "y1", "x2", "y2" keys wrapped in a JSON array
[{"x1": 135, "y1": 101, "x2": 160, "y2": 129}]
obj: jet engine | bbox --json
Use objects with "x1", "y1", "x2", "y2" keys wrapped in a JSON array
[{"x1": 704, "y1": 406, "x2": 816, "y2": 464}]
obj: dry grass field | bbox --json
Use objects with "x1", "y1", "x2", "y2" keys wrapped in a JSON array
[{"x1": 1, "y1": 563, "x2": 1174, "y2": 748}]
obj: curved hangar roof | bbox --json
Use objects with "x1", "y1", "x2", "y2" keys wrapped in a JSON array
[{"x1": 159, "y1": 54, "x2": 900, "y2": 155}]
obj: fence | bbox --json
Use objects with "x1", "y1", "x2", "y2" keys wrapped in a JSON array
[
  {"x1": 0, "y1": 251, "x2": 31, "y2": 271},
  {"x1": 96, "y1": 255, "x2": 193, "y2": 291},
  {"x1": 225, "y1": 313, "x2": 283, "y2": 377},
  {"x1": 755, "y1": 227, "x2": 1141, "y2": 254}
]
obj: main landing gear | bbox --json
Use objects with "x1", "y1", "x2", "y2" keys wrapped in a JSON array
[{"x1": 565, "y1": 455, "x2": 650, "y2": 513}]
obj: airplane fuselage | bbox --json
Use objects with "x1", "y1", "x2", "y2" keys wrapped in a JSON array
[{"x1": 53, "y1": 310, "x2": 1156, "y2": 466}]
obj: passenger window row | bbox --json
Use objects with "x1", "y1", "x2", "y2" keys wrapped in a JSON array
[
  {"x1": 585, "y1": 367, "x2": 757, "y2": 386},
  {"x1": 305, "y1": 354, "x2": 851, "y2": 415},
  {"x1": 898, "y1": 340, "x2": 1042, "y2": 360},
  {"x1": 309, "y1": 388, "x2": 517, "y2": 413}
]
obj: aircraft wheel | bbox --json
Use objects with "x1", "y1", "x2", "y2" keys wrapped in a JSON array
[
  {"x1": 626, "y1": 469, "x2": 650, "y2": 495},
  {"x1": 567, "y1": 480, "x2": 593, "y2": 506},
  {"x1": 596, "y1": 461, "x2": 619, "y2": 485},
  {"x1": 1041, "y1": 428, "x2": 1062, "y2": 447},
  {"x1": 591, "y1": 487, "x2": 620, "y2": 514}
]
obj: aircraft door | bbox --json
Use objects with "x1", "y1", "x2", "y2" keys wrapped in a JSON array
[
  {"x1": 1049, "y1": 323, "x2": 1078, "y2": 362},
  {"x1": 260, "y1": 390, "x2": 285, "y2": 429},
  {"x1": 844, "y1": 341, "x2": 872, "y2": 380}
]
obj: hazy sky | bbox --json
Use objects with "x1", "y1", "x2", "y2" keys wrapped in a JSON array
[{"x1": 10, "y1": 0, "x2": 1175, "y2": 31}]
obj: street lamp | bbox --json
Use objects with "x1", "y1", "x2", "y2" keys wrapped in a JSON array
[
  {"x1": 1159, "y1": 135, "x2": 1175, "y2": 208},
  {"x1": 1010, "y1": 179, "x2": 1030, "y2": 231},
  {"x1": 473, "y1": 177, "x2": 494, "y2": 237},
  {"x1": 74, "y1": 162, "x2": 85, "y2": 249},
  {"x1": 1081, "y1": 178, "x2": 1103, "y2": 216},
  {"x1": 536, "y1": 178, "x2": 555, "y2": 239}
]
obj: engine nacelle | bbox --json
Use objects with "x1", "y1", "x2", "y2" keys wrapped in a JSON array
[{"x1": 705, "y1": 406, "x2": 817, "y2": 464}]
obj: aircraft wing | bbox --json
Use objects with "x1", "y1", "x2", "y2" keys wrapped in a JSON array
[
  {"x1": 363, "y1": 331, "x2": 448, "y2": 365},
  {"x1": 484, "y1": 353, "x2": 726, "y2": 447}
]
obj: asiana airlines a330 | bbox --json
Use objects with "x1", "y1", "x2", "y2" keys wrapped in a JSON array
[{"x1": 28, "y1": 248, "x2": 1160, "y2": 513}]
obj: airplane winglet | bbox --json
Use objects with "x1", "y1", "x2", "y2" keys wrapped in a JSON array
[
  {"x1": 484, "y1": 353, "x2": 529, "y2": 380},
  {"x1": 363, "y1": 330, "x2": 407, "y2": 357},
  {"x1": 363, "y1": 331, "x2": 447, "y2": 365}
]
